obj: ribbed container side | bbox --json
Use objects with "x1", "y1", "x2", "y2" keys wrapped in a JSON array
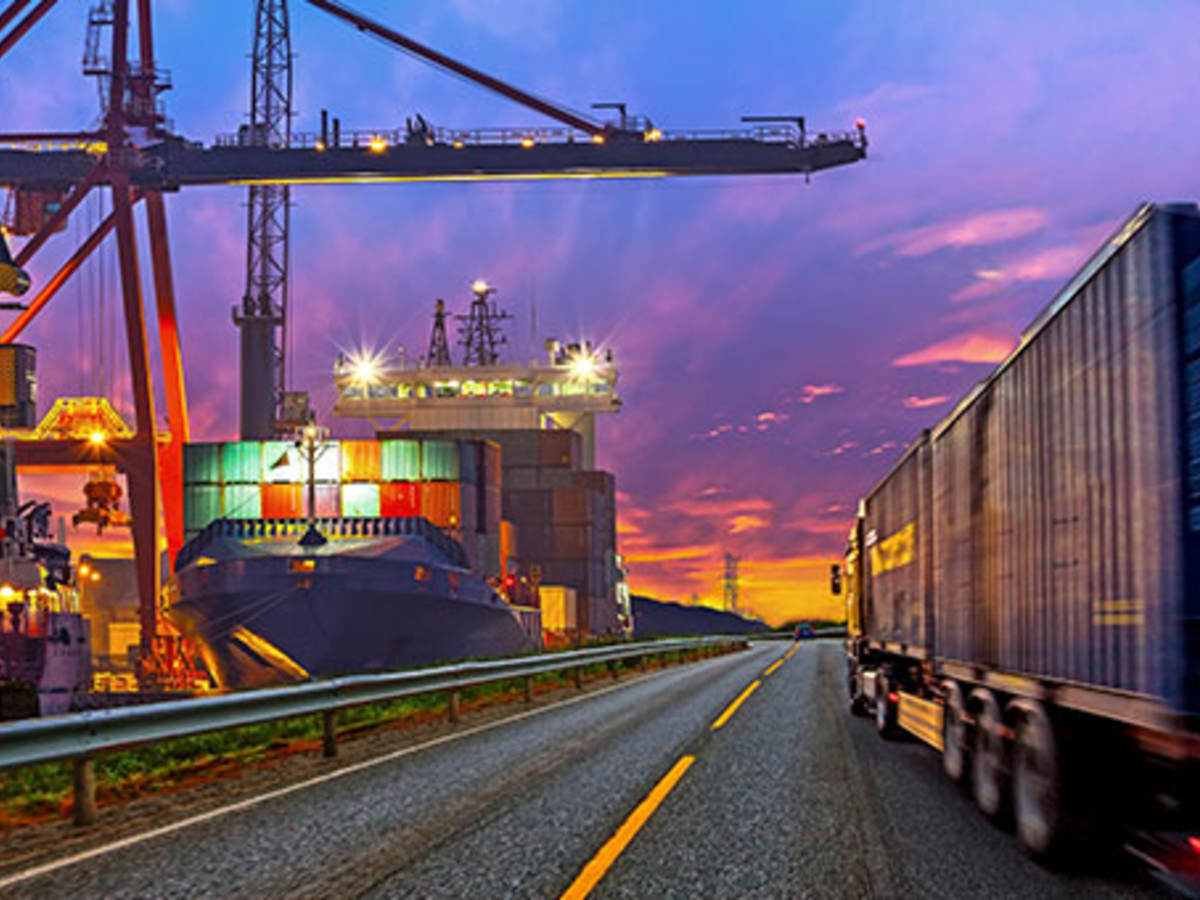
[
  {"x1": 183, "y1": 444, "x2": 221, "y2": 484},
  {"x1": 381, "y1": 440, "x2": 421, "y2": 480},
  {"x1": 497, "y1": 431, "x2": 539, "y2": 469},
  {"x1": 518, "y1": 524, "x2": 554, "y2": 561},
  {"x1": 183, "y1": 485, "x2": 221, "y2": 532},
  {"x1": 552, "y1": 487, "x2": 592, "y2": 524},
  {"x1": 422, "y1": 440, "x2": 460, "y2": 480},
  {"x1": 540, "y1": 585, "x2": 579, "y2": 632},
  {"x1": 863, "y1": 434, "x2": 931, "y2": 650},
  {"x1": 538, "y1": 430, "x2": 579, "y2": 468},
  {"x1": 222, "y1": 484, "x2": 262, "y2": 519},
  {"x1": 341, "y1": 440, "x2": 381, "y2": 482},
  {"x1": 483, "y1": 442, "x2": 502, "y2": 486},
  {"x1": 262, "y1": 441, "x2": 299, "y2": 483},
  {"x1": 506, "y1": 488, "x2": 552, "y2": 523},
  {"x1": 420, "y1": 481, "x2": 462, "y2": 529},
  {"x1": 221, "y1": 442, "x2": 263, "y2": 484},
  {"x1": 459, "y1": 442, "x2": 480, "y2": 484},
  {"x1": 503, "y1": 468, "x2": 538, "y2": 491},
  {"x1": 380, "y1": 481, "x2": 420, "y2": 517},
  {"x1": 262, "y1": 483, "x2": 303, "y2": 518},
  {"x1": 554, "y1": 524, "x2": 592, "y2": 559},
  {"x1": 536, "y1": 468, "x2": 577, "y2": 489},
  {"x1": 313, "y1": 484, "x2": 340, "y2": 518},
  {"x1": 341, "y1": 482, "x2": 381, "y2": 517},
  {"x1": 926, "y1": 205, "x2": 1191, "y2": 705},
  {"x1": 460, "y1": 483, "x2": 478, "y2": 536},
  {"x1": 313, "y1": 442, "x2": 341, "y2": 483},
  {"x1": 483, "y1": 484, "x2": 503, "y2": 533}
]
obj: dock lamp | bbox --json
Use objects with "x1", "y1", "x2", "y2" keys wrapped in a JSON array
[{"x1": 568, "y1": 350, "x2": 599, "y2": 380}]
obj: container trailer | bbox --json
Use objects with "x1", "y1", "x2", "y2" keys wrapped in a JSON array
[{"x1": 844, "y1": 202, "x2": 1200, "y2": 881}]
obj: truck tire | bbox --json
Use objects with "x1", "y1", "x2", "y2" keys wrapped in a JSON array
[
  {"x1": 970, "y1": 689, "x2": 1007, "y2": 819},
  {"x1": 1010, "y1": 700, "x2": 1061, "y2": 857},
  {"x1": 875, "y1": 673, "x2": 896, "y2": 738},
  {"x1": 849, "y1": 668, "x2": 868, "y2": 716},
  {"x1": 942, "y1": 681, "x2": 968, "y2": 782}
]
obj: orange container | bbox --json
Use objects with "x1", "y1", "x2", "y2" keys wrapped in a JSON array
[
  {"x1": 381, "y1": 481, "x2": 421, "y2": 517},
  {"x1": 262, "y1": 483, "x2": 304, "y2": 519},
  {"x1": 340, "y1": 440, "x2": 381, "y2": 482},
  {"x1": 419, "y1": 481, "x2": 462, "y2": 529}
]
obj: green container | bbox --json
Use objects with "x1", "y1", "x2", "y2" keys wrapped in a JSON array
[
  {"x1": 184, "y1": 485, "x2": 222, "y2": 532},
  {"x1": 262, "y1": 441, "x2": 299, "y2": 483},
  {"x1": 382, "y1": 439, "x2": 421, "y2": 480},
  {"x1": 221, "y1": 442, "x2": 263, "y2": 484},
  {"x1": 341, "y1": 483, "x2": 380, "y2": 518},
  {"x1": 421, "y1": 440, "x2": 460, "y2": 480},
  {"x1": 222, "y1": 484, "x2": 262, "y2": 519},
  {"x1": 183, "y1": 444, "x2": 221, "y2": 484}
]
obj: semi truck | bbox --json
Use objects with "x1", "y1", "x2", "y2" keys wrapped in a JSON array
[{"x1": 843, "y1": 202, "x2": 1200, "y2": 885}]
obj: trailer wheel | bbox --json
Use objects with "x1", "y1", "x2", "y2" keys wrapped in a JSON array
[
  {"x1": 848, "y1": 668, "x2": 868, "y2": 716},
  {"x1": 942, "y1": 681, "x2": 968, "y2": 782},
  {"x1": 1011, "y1": 701, "x2": 1061, "y2": 857},
  {"x1": 875, "y1": 673, "x2": 896, "y2": 738},
  {"x1": 970, "y1": 689, "x2": 1008, "y2": 819}
]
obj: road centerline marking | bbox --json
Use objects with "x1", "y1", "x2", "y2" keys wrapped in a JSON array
[
  {"x1": 560, "y1": 754, "x2": 696, "y2": 900},
  {"x1": 710, "y1": 679, "x2": 761, "y2": 730},
  {"x1": 763, "y1": 659, "x2": 784, "y2": 677}
]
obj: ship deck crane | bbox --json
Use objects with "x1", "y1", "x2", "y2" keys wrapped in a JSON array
[{"x1": 0, "y1": 0, "x2": 866, "y2": 686}]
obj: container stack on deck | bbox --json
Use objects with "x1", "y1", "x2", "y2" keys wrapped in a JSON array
[
  {"x1": 379, "y1": 428, "x2": 623, "y2": 638},
  {"x1": 182, "y1": 437, "x2": 503, "y2": 573}
]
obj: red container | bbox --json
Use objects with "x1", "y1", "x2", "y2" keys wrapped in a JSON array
[
  {"x1": 314, "y1": 484, "x2": 340, "y2": 518},
  {"x1": 262, "y1": 483, "x2": 303, "y2": 519},
  {"x1": 420, "y1": 481, "x2": 462, "y2": 529},
  {"x1": 381, "y1": 481, "x2": 421, "y2": 517},
  {"x1": 340, "y1": 440, "x2": 381, "y2": 482}
]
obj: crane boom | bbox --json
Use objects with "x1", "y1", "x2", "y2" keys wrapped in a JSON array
[{"x1": 304, "y1": 0, "x2": 604, "y2": 136}]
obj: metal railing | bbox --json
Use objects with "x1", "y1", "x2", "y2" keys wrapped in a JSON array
[{"x1": 0, "y1": 636, "x2": 746, "y2": 825}]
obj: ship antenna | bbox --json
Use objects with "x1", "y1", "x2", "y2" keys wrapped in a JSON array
[
  {"x1": 427, "y1": 298, "x2": 452, "y2": 367},
  {"x1": 457, "y1": 279, "x2": 513, "y2": 366}
]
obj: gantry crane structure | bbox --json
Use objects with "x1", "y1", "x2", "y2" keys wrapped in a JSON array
[{"x1": 0, "y1": 0, "x2": 866, "y2": 685}]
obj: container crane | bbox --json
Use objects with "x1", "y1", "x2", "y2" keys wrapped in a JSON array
[{"x1": 0, "y1": 0, "x2": 866, "y2": 687}]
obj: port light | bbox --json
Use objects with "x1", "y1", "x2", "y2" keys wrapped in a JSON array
[
  {"x1": 568, "y1": 351, "x2": 599, "y2": 380},
  {"x1": 591, "y1": 133, "x2": 605, "y2": 144},
  {"x1": 368, "y1": 136, "x2": 388, "y2": 154},
  {"x1": 1188, "y1": 836, "x2": 1200, "y2": 855},
  {"x1": 88, "y1": 430, "x2": 106, "y2": 446},
  {"x1": 314, "y1": 139, "x2": 327, "y2": 152},
  {"x1": 644, "y1": 128, "x2": 663, "y2": 142},
  {"x1": 0, "y1": 584, "x2": 13, "y2": 601},
  {"x1": 348, "y1": 350, "x2": 383, "y2": 386},
  {"x1": 290, "y1": 559, "x2": 316, "y2": 574},
  {"x1": 856, "y1": 118, "x2": 867, "y2": 130},
  {"x1": 452, "y1": 140, "x2": 465, "y2": 149},
  {"x1": 520, "y1": 136, "x2": 535, "y2": 148},
  {"x1": 78, "y1": 563, "x2": 91, "y2": 578},
  {"x1": 90, "y1": 571, "x2": 101, "y2": 582},
  {"x1": 471, "y1": 279, "x2": 490, "y2": 296}
]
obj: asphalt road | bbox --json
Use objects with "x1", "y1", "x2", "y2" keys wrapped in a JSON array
[{"x1": 0, "y1": 641, "x2": 1169, "y2": 899}]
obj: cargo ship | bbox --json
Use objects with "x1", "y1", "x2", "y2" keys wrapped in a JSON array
[{"x1": 166, "y1": 426, "x2": 539, "y2": 687}]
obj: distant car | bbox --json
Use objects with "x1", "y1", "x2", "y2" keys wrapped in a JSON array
[{"x1": 795, "y1": 623, "x2": 816, "y2": 640}]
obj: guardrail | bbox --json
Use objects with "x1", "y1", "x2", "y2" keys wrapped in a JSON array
[
  {"x1": 753, "y1": 628, "x2": 848, "y2": 641},
  {"x1": 0, "y1": 636, "x2": 746, "y2": 826}
]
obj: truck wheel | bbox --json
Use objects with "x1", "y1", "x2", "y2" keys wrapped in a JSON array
[
  {"x1": 1011, "y1": 701, "x2": 1061, "y2": 857},
  {"x1": 848, "y1": 668, "x2": 868, "y2": 716},
  {"x1": 942, "y1": 681, "x2": 968, "y2": 782},
  {"x1": 875, "y1": 673, "x2": 896, "y2": 738},
  {"x1": 970, "y1": 689, "x2": 1007, "y2": 819}
]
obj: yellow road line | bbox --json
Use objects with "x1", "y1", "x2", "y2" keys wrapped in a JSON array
[
  {"x1": 784, "y1": 646, "x2": 796, "y2": 659},
  {"x1": 710, "y1": 679, "x2": 761, "y2": 731},
  {"x1": 763, "y1": 659, "x2": 784, "y2": 677},
  {"x1": 560, "y1": 755, "x2": 696, "y2": 900}
]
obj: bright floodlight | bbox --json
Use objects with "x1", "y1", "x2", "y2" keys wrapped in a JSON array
[
  {"x1": 88, "y1": 430, "x2": 106, "y2": 446},
  {"x1": 471, "y1": 279, "x2": 489, "y2": 295},
  {"x1": 569, "y1": 352, "x2": 598, "y2": 380},
  {"x1": 351, "y1": 353, "x2": 381, "y2": 385}
]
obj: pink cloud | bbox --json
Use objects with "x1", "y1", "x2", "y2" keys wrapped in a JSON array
[
  {"x1": 950, "y1": 243, "x2": 1087, "y2": 303},
  {"x1": 903, "y1": 394, "x2": 951, "y2": 409},
  {"x1": 858, "y1": 208, "x2": 1047, "y2": 258},
  {"x1": 892, "y1": 329, "x2": 1015, "y2": 367},
  {"x1": 796, "y1": 384, "x2": 844, "y2": 404}
]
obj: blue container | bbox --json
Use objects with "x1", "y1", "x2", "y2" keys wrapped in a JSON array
[
  {"x1": 183, "y1": 444, "x2": 221, "y2": 484},
  {"x1": 221, "y1": 442, "x2": 263, "y2": 484},
  {"x1": 421, "y1": 439, "x2": 460, "y2": 480},
  {"x1": 381, "y1": 439, "x2": 421, "y2": 480}
]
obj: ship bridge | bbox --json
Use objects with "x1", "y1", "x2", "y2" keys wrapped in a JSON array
[{"x1": 333, "y1": 339, "x2": 619, "y2": 468}]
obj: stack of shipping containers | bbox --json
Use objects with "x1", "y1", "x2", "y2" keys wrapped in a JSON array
[
  {"x1": 378, "y1": 428, "x2": 621, "y2": 639},
  {"x1": 182, "y1": 438, "x2": 502, "y2": 574}
]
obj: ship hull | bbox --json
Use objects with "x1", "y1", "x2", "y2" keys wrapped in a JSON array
[{"x1": 168, "y1": 558, "x2": 536, "y2": 689}]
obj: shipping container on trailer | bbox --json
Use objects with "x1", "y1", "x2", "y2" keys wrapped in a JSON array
[{"x1": 844, "y1": 203, "x2": 1200, "y2": 868}]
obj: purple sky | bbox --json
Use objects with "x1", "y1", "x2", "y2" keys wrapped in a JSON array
[{"x1": 6, "y1": 1, "x2": 1199, "y2": 623}]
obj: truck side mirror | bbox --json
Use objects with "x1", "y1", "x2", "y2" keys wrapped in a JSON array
[{"x1": 830, "y1": 563, "x2": 842, "y2": 595}]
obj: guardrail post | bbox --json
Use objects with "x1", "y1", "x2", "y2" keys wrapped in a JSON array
[
  {"x1": 639, "y1": 655, "x2": 648, "y2": 673},
  {"x1": 322, "y1": 710, "x2": 339, "y2": 758},
  {"x1": 449, "y1": 690, "x2": 461, "y2": 723},
  {"x1": 73, "y1": 756, "x2": 96, "y2": 826},
  {"x1": 573, "y1": 666, "x2": 583, "y2": 690},
  {"x1": 610, "y1": 660, "x2": 620, "y2": 681},
  {"x1": 523, "y1": 676, "x2": 534, "y2": 703}
]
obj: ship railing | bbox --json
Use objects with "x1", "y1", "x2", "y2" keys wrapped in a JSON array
[
  {"x1": 175, "y1": 516, "x2": 469, "y2": 572},
  {"x1": 0, "y1": 635, "x2": 751, "y2": 827}
]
